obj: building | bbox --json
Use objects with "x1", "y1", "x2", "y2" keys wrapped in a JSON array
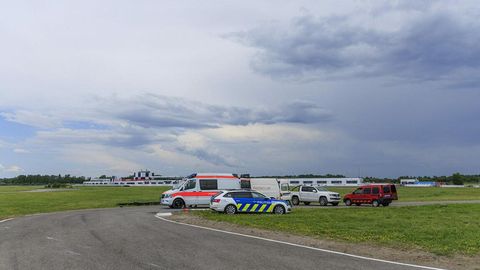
[{"x1": 284, "y1": 177, "x2": 363, "y2": 187}]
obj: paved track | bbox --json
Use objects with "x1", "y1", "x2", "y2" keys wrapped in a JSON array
[{"x1": 0, "y1": 207, "x2": 442, "y2": 270}]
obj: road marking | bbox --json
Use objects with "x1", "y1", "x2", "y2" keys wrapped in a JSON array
[
  {"x1": 148, "y1": 263, "x2": 161, "y2": 268},
  {"x1": 65, "y1": 250, "x2": 81, "y2": 256},
  {"x1": 46, "y1": 236, "x2": 60, "y2": 241},
  {"x1": 154, "y1": 213, "x2": 446, "y2": 270},
  {"x1": 0, "y1": 218, "x2": 13, "y2": 223},
  {"x1": 155, "y1": 213, "x2": 172, "y2": 217}
]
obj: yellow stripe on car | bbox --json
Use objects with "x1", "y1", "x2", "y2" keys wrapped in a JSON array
[
  {"x1": 237, "y1": 203, "x2": 242, "y2": 210},
  {"x1": 250, "y1": 204, "x2": 259, "y2": 212},
  {"x1": 242, "y1": 204, "x2": 251, "y2": 211},
  {"x1": 258, "y1": 204, "x2": 267, "y2": 212},
  {"x1": 266, "y1": 204, "x2": 275, "y2": 212}
]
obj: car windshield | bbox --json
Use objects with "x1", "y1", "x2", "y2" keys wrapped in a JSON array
[
  {"x1": 316, "y1": 186, "x2": 328, "y2": 191},
  {"x1": 252, "y1": 192, "x2": 267, "y2": 199}
]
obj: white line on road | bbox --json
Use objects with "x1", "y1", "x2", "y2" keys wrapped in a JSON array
[
  {"x1": 0, "y1": 218, "x2": 13, "y2": 223},
  {"x1": 154, "y1": 213, "x2": 446, "y2": 270}
]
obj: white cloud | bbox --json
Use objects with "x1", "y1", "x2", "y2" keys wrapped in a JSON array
[
  {"x1": 0, "y1": 164, "x2": 23, "y2": 173},
  {"x1": 13, "y1": 148, "x2": 30, "y2": 154}
]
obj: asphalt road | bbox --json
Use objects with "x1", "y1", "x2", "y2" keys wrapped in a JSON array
[{"x1": 0, "y1": 207, "x2": 441, "y2": 270}]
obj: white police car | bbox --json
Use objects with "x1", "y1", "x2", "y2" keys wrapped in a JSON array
[{"x1": 210, "y1": 190, "x2": 292, "y2": 214}]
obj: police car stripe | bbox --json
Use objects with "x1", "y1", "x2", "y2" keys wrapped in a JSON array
[
  {"x1": 250, "y1": 204, "x2": 259, "y2": 212},
  {"x1": 242, "y1": 204, "x2": 251, "y2": 211},
  {"x1": 266, "y1": 204, "x2": 275, "y2": 212},
  {"x1": 258, "y1": 204, "x2": 267, "y2": 212},
  {"x1": 237, "y1": 203, "x2": 243, "y2": 210}
]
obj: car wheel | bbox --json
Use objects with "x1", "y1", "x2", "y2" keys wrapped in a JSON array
[
  {"x1": 224, "y1": 204, "x2": 237, "y2": 215},
  {"x1": 344, "y1": 199, "x2": 352, "y2": 206},
  {"x1": 382, "y1": 202, "x2": 390, "y2": 207},
  {"x1": 273, "y1": 205, "x2": 285, "y2": 214},
  {"x1": 292, "y1": 196, "x2": 300, "y2": 206},
  {"x1": 319, "y1": 197, "x2": 328, "y2": 206},
  {"x1": 303, "y1": 202, "x2": 311, "y2": 206},
  {"x1": 331, "y1": 202, "x2": 339, "y2": 206},
  {"x1": 372, "y1": 200, "x2": 380, "y2": 207},
  {"x1": 172, "y1": 198, "x2": 185, "y2": 209},
  {"x1": 355, "y1": 203, "x2": 361, "y2": 206}
]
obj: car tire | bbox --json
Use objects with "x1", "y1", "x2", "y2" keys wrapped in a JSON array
[
  {"x1": 344, "y1": 199, "x2": 352, "y2": 206},
  {"x1": 292, "y1": 196, "x2": 300, "y2": 206},
  {"x1": 273, "y1": 205, "x2": 285, "y2": 214},
  {"x1": 224, "y1": 204, "x2": 237, "y2": 215},
  {"x1": 319, "y1": 197, "x2": 328, "y2": 206},
  {"x1": 372, "y1": 200, "x2": 380, "y2": 207},
  {"x1": 331, "y1": 202, "x2": 339, "y2": 206},
  {"x1": 303, "y1": 202, "x2": 311, "y2": 206},
  {"x1": 172, "y1": 198, "x2": 185, "y2": 209},
  {"x1": 382, "y1": 202, "x2": 390, "y2": 207},
  {"x1": 355, "y1": 203, "x2": 361, "y2": 206}
]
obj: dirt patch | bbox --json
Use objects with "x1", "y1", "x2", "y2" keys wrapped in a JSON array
[{"x1": 168, "y1": 212, "x2": 480, "y2": 270}]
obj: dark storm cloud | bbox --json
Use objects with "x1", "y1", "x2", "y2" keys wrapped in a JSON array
[
  {"x1": 110, "y1": 94, "x2": 332, "y2": 129},
  {"x1": 231, "y1": 10, "x2": 480, "y2": 84}
]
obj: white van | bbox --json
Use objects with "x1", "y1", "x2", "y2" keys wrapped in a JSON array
[
  {"x1": 160, "y1": 173, "x2": 250, "y2": 208},
  {"x1": 249, "y1": 178, "x2": 292, "y2": 202}
]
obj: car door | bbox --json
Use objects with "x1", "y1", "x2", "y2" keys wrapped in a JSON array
[
  {"x1": 362, "y1": 187, "x2": 372, "y2": 203},
  {"x1": 351, "y1": 187, "x2": 364, "y2": 203},
  {"x1": 251, "y1": 191, "x2": 274, "y2": 212},
  {"x1": 197, "y1": 179, "x2": 219, "y2": 205},
  {"x1": 300, "y1": 186, "x2": 316, "y2": 202},
  {"x1": 181, "y1": 179, "x2": 198, "y2": 205},
  {"x1": 232, "y1": 192, "x2": 255, "y2": 212}
]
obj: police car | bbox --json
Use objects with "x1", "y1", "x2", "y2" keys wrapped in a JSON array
[{"x1": 210, "y1": 190, "x2": 292, "y2": 214}]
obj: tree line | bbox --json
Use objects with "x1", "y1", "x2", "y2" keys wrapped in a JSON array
[
  {"x1": 0, "y1": 174, "x2": 87, "y2": 185},
  {"x1": 365, "y1": 173, "x2": 480, "y2": 185}
]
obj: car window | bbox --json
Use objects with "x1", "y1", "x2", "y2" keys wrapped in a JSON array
[
  {"x1": 353, "y1": 188, "x2": 363, "y2": 194},
  {"x1": 199, "y1": 179, "x2": 218, "y2": 190},
  {"x1": 240, "y1": 179, "x2": 251, "y2": 189},
  {"x1": 391, "y1": 185, "x2": 397, "y2": 193},
  {"x1": 291, "y1": 186, "x2": 300, "y2": 192},
  {"x1": 184, "y1": 180, "x2": 196, "y2": 190},
  {"x1": 301, "y1": 186, "x2": 315, "y2": 192},
  {"x1": 223, "y1": 192, "x2": 232, "y2": 198},
  {"x1": 316, "y1": 186, "x2": 327, "y2": 191},
  {"x1": 372, "y1": 187, "x2": 379, "y2": 194},
  {"x1": 251, "y1": 192, "x2": 267, "y2": 199},
  {"x1": 383, "y1": 186, "x2": 390, "y2": 193},
  {"x1": 363, "y1": 188, "x2": 371, "y2": 194},
  {"x1": 232, "y1": 192, "x2": 252, "y2": 198}
]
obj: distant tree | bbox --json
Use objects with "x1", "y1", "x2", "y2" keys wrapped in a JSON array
[{"x1": 451, "y1": 173, "x2": 464, "y2": 185}]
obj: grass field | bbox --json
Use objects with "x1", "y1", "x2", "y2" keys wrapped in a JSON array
[
  {"x1": 0, "y1": 186, "x2": 169, "y2": 219},
  {"x1": 194, "y1": 204, "x2": 480, "y2": 256},
  {"x1": 328, "y1": 186, "x2": 480, "y2": 202}
]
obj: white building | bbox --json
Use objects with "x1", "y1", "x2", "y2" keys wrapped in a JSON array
[{"x1": 283, "y1": 177, "x2": 363, "y2": 187}]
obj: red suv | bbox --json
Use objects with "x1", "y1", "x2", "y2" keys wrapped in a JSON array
[{"x1": 343, "y1": 184, "x2": 398, "y2": 207}]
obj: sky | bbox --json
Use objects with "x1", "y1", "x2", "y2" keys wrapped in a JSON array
[{"x1": 1, "y1": 0, "x2": 479, "y2": 178}]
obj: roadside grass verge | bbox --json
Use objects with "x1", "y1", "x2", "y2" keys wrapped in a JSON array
[
  {"x1": 328, "y1": 186, "x2": 480, "y2": 202},
  {"x1": 0, "y1": 186, "x2": 169, "y2": 219},
  {"x1": 193, "y1": 204, "x2": 480, "y2": 256}
]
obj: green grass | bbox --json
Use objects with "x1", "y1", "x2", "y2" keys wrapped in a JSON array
[
  {"x1": 194, "y1": 204, "x2": 480, "y2": 256},
  {"x1": 0, "y1": 186, "x2": 169, "y2": 219},
  {"x1": 328, "y1": 186, "x2": 480, "y2": 202}
]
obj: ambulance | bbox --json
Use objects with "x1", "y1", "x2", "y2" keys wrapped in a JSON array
[{"x1": 160, "y1": 173, "x2": 250, "y2": 208}]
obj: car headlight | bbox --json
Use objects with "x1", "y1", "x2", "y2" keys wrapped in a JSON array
[{"x1": 163, "y1": 194, "x2": 171, "y2": 198}]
